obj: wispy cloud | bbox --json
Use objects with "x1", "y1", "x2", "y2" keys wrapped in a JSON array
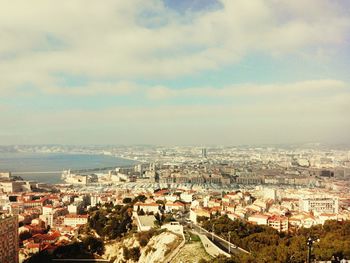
[
  {"x1": 46, "y1": 81, "x2": 136, "y2": 96},
  {"x1": 146, "y1": 79, "x2": 348, "y2": 99},
  {"x1": 0, "y1": 0, "x2": 349, "y2": 144},
  {"x1": 1, "y1": 90, "x2": 349, "y2": 144},
  {"x1": 0, "y1": 0, "x2": 349, "y2": 86}
]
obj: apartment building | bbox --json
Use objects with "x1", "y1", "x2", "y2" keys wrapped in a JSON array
[
  {"x1": 299, "y1": 197, "x2": 339, "y2": 214},
  {"x1": 0, "y1": 215, "x2": 19, "y2": 263}
]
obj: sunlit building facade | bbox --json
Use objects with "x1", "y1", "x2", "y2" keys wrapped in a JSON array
[{"x1": 0, "y1": 215, "x2": 19, "y2": 263}]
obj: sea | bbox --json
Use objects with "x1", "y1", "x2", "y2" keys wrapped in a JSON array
[{"x1": 0, "y1": 152, "x2": 136, "y2": 184}]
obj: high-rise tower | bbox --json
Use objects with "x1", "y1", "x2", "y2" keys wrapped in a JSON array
[
  {"x1": 0, "y1": 214, "x2": 19, "y2": 263},
  {"x1": 201, "y1": 148, "x2": 207, "y2": 158}
]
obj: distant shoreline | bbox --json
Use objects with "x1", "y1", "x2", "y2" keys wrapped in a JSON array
[{"x1": 0, "y1": 152, "x2": 137, "y2": 184}]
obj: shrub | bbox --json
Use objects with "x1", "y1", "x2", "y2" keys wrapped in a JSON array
[
  {"x1": 139, "y1": 238, "x2": 148, "y2": 247},
  {"x1": 136, "y1": 229, "x2": 157, "y2": 247},
  {"x1": 123, "y1": 246, "x2": 141, "y2": 261}
]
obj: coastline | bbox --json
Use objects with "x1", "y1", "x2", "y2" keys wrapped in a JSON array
[{"x1": 0, "y1": 152, "x2": 137, "y2": 184}]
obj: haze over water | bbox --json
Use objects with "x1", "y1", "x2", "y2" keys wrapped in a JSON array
[{"x1": 0, "y1": 152, "x2": 135, "y2": 184}]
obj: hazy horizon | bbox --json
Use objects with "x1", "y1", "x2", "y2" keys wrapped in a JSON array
[
  {"x1": 1, "y1": 0, "x2": 349, "y2": 145},
  {"x1": 1, "y1": 142, "x2": 350, "y2": 150}
]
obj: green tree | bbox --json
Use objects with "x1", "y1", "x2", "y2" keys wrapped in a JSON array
[
  {"x1": 83, "y1": 236, "x2": 104, "y2": 255},
  {"x1": 123, "y1": 246, "x2": 141, "y2": 261},
  {"x1": 123, "y1": 197, "x2": 132, "y2": 204},
  {"x1": 133, "y1": 195, "x2": 147, "y2": 203},
  {"x1": 19, "y1": 231, "x2": 32, "y2": 241}
]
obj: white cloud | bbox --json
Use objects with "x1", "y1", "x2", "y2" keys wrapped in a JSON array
[
  {"x1": 1, "y1": 89, "x2": 349, "y2": 144},
  {"x1": 0, "y1": 0, "x2": 349, "y2": 94},
  {"x1": 146, "y1": 79, "x2": 348, "y2": 99},
  {"x1": 46, "y1": 81, "x2": 136, "y2": 96},
  {"x1": 0, "y1": 1, "x2": 349, "y2": 144}
]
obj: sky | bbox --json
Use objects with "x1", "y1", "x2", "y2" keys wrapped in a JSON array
[{"x1": 0, "y1": 0, "x2": 349, "y2": 146}]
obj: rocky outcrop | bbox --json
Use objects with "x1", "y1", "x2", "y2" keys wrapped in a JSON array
[{"x1": 103, "y1": 230, "x2": 182, "y2": 263}]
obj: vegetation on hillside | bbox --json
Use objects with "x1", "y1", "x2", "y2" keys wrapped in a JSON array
[
  {"x1": 85, "y1": 202, "x2": 133, "y2": 240},
  {"x1": 26, "y1": 202, "x2": 136, "y2": 262},
  {"x1": 199, "y1": 215, "x2": 350, "y2": 263},
  {"x1": 25, "y1": 195, "x2": 176, "y2": 262},
  {"x1": 24, "y1": 239, "x2": 103, "y2": 263},
  {"x1": 123, "y1": 246, "x2": 141, "y2": 261},
  {"x1": 136, "y1": 228, "x2": 164, "y2": 247}
]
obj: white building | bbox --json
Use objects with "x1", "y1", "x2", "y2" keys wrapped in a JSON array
[
  {"x1": 180, "y1": 192, "x2": 193, "y2": 203},
  {"x1": 39, "y1": 213, "x2": 54, "y2": 227},
  {"x1": 189, "y1": 208, "x2": 210, "y2": 224},
  {"x1": 67, "y1": 201, "x2": 83, "y2": 214},
  {"x1": 42, "y1": 205, "x2": 54, "y2": 215},
  {"x1": 111, "y1": 173, "x2": 128, "y2": 182},
  {"x1": 63, "y1": 214, "x2": 88, "y2": 227},
  {"x1": 0, "y1": 172, "x2": 11, "y2": 179},
  {"x1": 164, "y1": 195, "x2": 177, "y2": 202},
  {"x1": 0, "y1": 181, "x2": 24, "y2": 193},
  {"x1": 299, "y1": 197, "x2": 339, "y2": 214},
  {"x1": 165, "y1": 202, "x2": 185, "y2": 213},
  {"x1": 90, "y1": 195, "x2": 99, "y2": 207},
  {"x1": 262, "y1": 188, "x2": 277, "y2": 201},
  {"x1": 248, "y1": 214, "x2": 269, "y2": 225}
]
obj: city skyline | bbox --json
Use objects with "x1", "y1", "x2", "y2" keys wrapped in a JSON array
[{"x1": 0, "y1": 0, "x2": 349, "y2": 145}]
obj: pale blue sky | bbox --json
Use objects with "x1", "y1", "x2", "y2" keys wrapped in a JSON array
[{"x1": 0, "y1": 0, "x2": 349, "y2": 145}]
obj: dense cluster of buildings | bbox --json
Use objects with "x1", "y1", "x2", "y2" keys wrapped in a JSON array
[
  {"x1": 56, "y1": 145, "x2": 350, "y2": 191},
  {"x1": 189, "y1": 188, "x2": 348, "y2": 232},
  {"x1": 0, "y1": 184, "x2": 93, "y2": 261},
  {"x1": 0, "y1": 145, "x2": 350, "y2": 262},
  {"x1": 0, "y1": 180, "x2": 349, "y2": 262}
]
